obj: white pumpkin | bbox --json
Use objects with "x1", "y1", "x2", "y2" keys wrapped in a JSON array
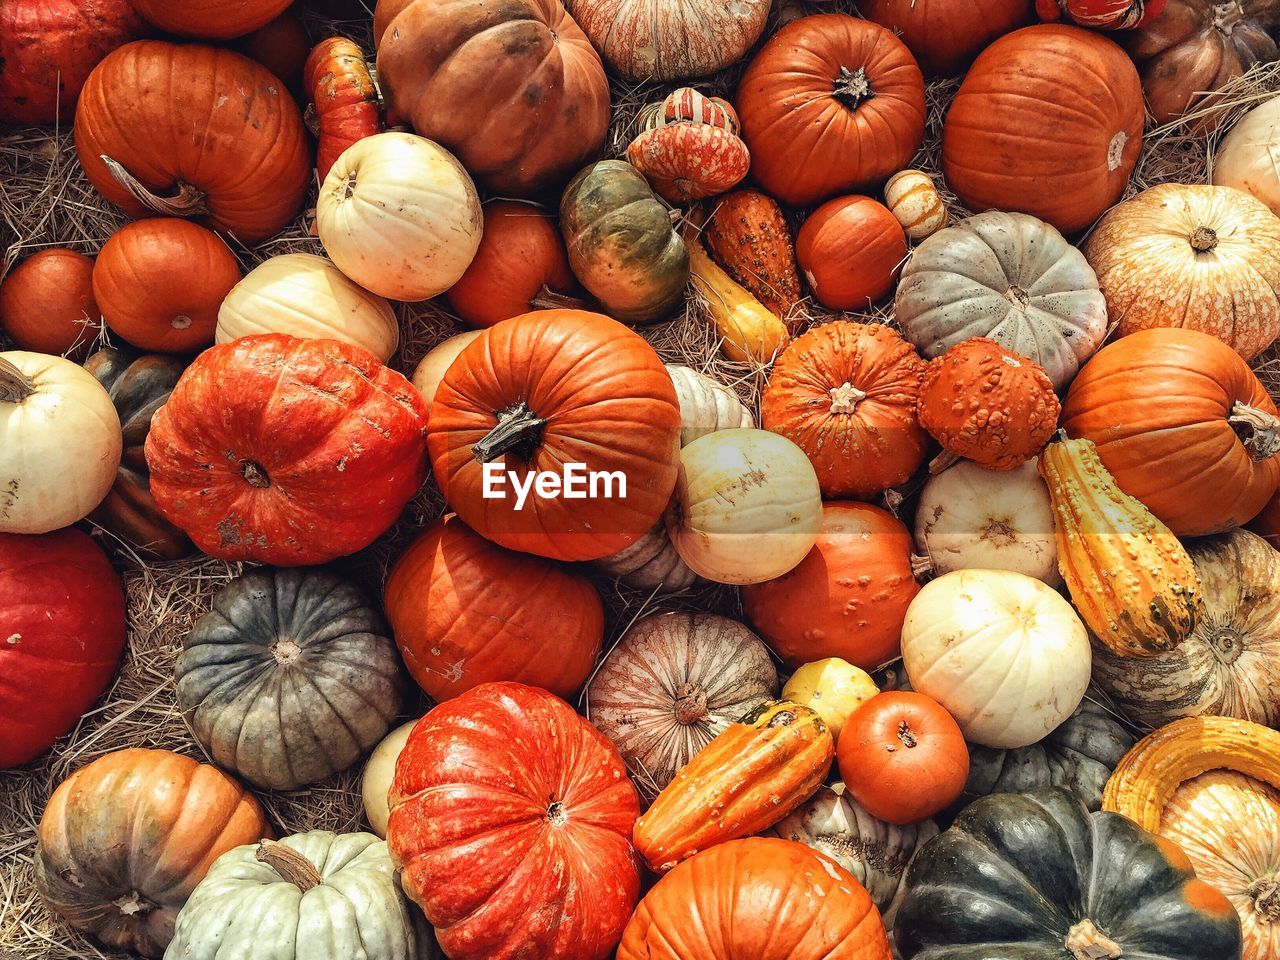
[
  {"x1": 666, "y1": 363, "x2": 753, "y2": 446},
  {"x1": 914, "y1": 459, "x2": 1060, "y2": 587},
  {"x1": 665, "y1": 428, "x2": 822, "y2": 585},
  {"x1": 1214, "y1": 94, "x2": 1280, "y2": 215},
  {"x1": 0, "y1": 352, "x2": 120, "y2": 534},
  {"x1": 884, "y1": 169, "x2": 947, "y2": 241},
  {"x1": 317, "y1": 132, "x2": 483, "y2": 302},
  {"x1": 901, "y1": 568, "x2": 1091, "y2": 749},
  {"x1": 410, "y1": 331, "x2": 483, "y2": 407},
  {"x1": 591, "y1": 517, "x2": 701, "y2": 593},
  {"x1": 217, "y1": 253, "x2": 399, "y2": 362},
  {"x1": 362, "y1": 720, "x2": 417, "y2": 839}
]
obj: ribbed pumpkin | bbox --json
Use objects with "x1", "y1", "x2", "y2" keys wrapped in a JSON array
[
  {"x1": 1214, "y1": 94, "x2": 1280, "y2": 214},
  {"x1": 130, "y1": 0, "x2": 291, "y2": 38},
  {"x1": 796, "y1": 195, "x2": 907, "y2": 309},
  {"x1": 0, "y1": 248, "x2": 101, "y2": 359},
  {"x1": 704, "y1": 189, "x2": 802, "y2": 322},
  {"x1": 591, "y1": 518, "x2": 701, "y2": 593},
  {"x1": 75, "y1": 41, "x2": 310, "y2": 244},
  {"x1": 633, "y1": 700, "x2": 834, "y2": 873},
  {"x1": 859, "y1": 0, "x2": 1035, "y2": 76},
  {"x1": 639, "y1": 87, "x2": 740, "y2": 131},
  {"x1": 883, "y1": 169, "x2": 948, "y2": 240},
  {"x1": 626, "y1": 119, "x2": 750, "y2": 203},
  {"x1": 304, "y1": 36, "x2": 383, "y2": 180},
  {"x1": 665, "y1": 364, "x2": 754, "y2": 447},
  {"x1": 235, "y1": 10, "x2": 310, "y2": 93},
  {"x1": 410, "y1": 332, "x2": 482, "y2": 408}
]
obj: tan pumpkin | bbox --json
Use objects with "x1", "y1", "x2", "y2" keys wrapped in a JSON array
[
  {"x1": 666, "y1": 364, "x2": 754, "y2": 446},
  {"x1": 1085, "y1": 183, "x2": 1280, "y2": 360},
  {"x1": 361, "y1": 720, "x2": 417, "y2": 839},
  {"x1": 591, "y1": 518, "x2": 701, "y2": 593},
  {"x1": 410, "y1": 332, "x2": 483, "y2": 407},
  {"x1": 1214, "y1": 94, "x2": 1280, "y2": 215},
  {"x1": 884, "y1": 169, "x2": 948, "y2": 240}
]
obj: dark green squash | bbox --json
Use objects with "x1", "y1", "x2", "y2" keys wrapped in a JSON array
[
  {"x1": 559, "y1": 159, "x2": 689, "y2": 325},
  {"x1": 176, "y1": 568, "x2": 405, "y2": 791},
  {"x1": 895, "y1": 787, "x2": 1243, "y2": 960}
]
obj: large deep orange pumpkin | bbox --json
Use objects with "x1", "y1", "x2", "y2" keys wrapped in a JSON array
[
  {"x1": 427, "y1": 309, "x2": 681, "y2": 562},
  {"x1": 859, "y1": 0, "x2": 1036, "y2": 76},
  {"x1": 130, "y1": 0, "x2": 291, "y2": 39},
  {"x1": 384, "y1": 515, "x2": 604, "y2": 702},
  {"x1": 144, "y1": 334, "x2": 429, "y2": 566},
  {"x1": 388, "y1": 682, "x2": 641, "y2": 960},
  {"x1": 74, "y1": 41, "x2": 310, "y2": 244},
  {"x1": 0, "y1": 249, "x2": 100, "y2": 358},
  {"x1": 1062, "y1": 328, "x2": 1280, "y2": 536},
  {"x1": 374, "y1": 0, "x2": 610, "y2": 196},
  {"x1": 942, "y1": 24, "x2": 1144, "y2": 234},
  {"x1": 737, "y1": 15, "x2": 927, "y2": 207},
  {"x1": 796, "y1": 195, "x2": 907, "y2": 309}
]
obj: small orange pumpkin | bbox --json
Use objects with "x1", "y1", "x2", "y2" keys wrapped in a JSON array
[
  {"x1": 0, "y1": 249, "x2": 100, "y2": 358},
  {"x1": 627, "y1": 92, "x2": 751, "y2": 203},
  {"x1": 796, "y1": 195, "x2": 906, "y2": 308}
]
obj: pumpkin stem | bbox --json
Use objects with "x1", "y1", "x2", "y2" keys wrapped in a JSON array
[
  {"x1": 100, "y1": 155, "x2": 210, "y2": 219},
  {"x1": 828, "y1": 381, "x2": 868, "y2": 414},
  {"x1": 546, "y1": 800, "x2": 569, "y2": 826},
  {"x1": 240, "y1": 460, "x2": 271, "y2": 488},
  {"x1": 910, "y1": 553, "x2": 933, "y2": 579},
  {"x1": 1229, "y1": 401, "x2": 1280, "y2": 461},
  {"x1": 1190, "y1": 226, "x2": 1219, "y2": 253},
  {"x1": 928, "y1": 449, "x2": 961, "y2": 475},
  {"x1": 1249, "y1": 875, "x2": 1280, "y2": 921},
  {"x1": 529, "y1": 284, "x2": 589, "y2": 311},
  {"x1": 832, "y1": 66, "x2": 875, "y2": 109},
  {"x1": 1064, "y1": 918, "x2": 1123, "y2": 959},
  {"x1": 896, "y1": 720, "x2": 918, "y2": 749},
  {"x1": 472, "y1": 400, "x2": 548, "y2": 463},
  {"x1": 0, "y1": 357, "x2": 35, "y2": 403},
  {"x1": 673, "y1": 682, "x2": 710, "y2": 725},
  {"x1": 1004, "y1": 285, "x2": 1031, "y2": 309},
  {"x1": 113, "y1": 891, "x2": 153, "y2": 917},
  {"x1": 255, "y1": 840, "x2": 324, "y2": 892}
]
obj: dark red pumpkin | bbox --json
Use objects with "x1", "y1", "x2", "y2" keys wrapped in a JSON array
[
  {"x1": 796, "y1": 195, "x2": 906, "y2": 309},
  {"x1": 1036, "y1": 0, "x2": 1166, "y2": 29},
  {"x1": 860, "y1": 0, "x2": 1035, "y2": 76},
  {"x1": 235, "y1": 9, "x2": 310, "y2": 96},
  {"x1": 388, "y1": 681, "x2": 641, "y2": 960},
  {"x1": 0, "y1": 528, "x2": 126, "y2": 768},
  {"x1": 1248, "y1": 491, "x2": 1280, "y2": 549}
]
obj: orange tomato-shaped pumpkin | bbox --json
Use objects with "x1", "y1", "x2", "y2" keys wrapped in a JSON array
[
  {"x1": 860, "y1": 0, "x2": 1035, "y2": 76},
  {"x1": 797, "y1": 195, "x2": 907, "y2": 309},
  {"x1": 0, "y1": 249, "x2": 100, "y2": 358},
  {"x1": 130, "y1": 0, "x2": 291, "y2": 39}
]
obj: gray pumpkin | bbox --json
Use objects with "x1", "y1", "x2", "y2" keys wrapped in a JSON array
[{"x1": 176, "y1": 568, "x2": 404, "y2": 791}]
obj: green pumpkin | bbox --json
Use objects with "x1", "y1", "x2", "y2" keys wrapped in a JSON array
[
  {"x1": 895, "y1": 788, "x2": 1243, "y2": 960},
  {"x1": 559, "y1": 159, "x2": 689, "y2": 325}
]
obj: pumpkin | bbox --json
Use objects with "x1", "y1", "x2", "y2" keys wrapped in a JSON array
[
  {"x1": 918, "y1": 337, "x2": 1061, "y2": 471},
  {"x1": 1214, "y1": 94, "x2": 1280, "y2": 214},
  {"x1": 0, "y1": 0, "x2": 143, "y2": 125},
  {"x1": 144, "y1": 334, "x2": 428, "y2": 565},
  {"x1": 0, "y1": 528, "x2": 126, "y2": 768},
  {"x1": 704, "y1": 188, "x2": 802, "y2": 322},
  {"x1": 1091, "y1": 528, "x2": 1280, "y2": 728},
  {"x1": 782, "y1": 658, "x2": 879, "y2": 742},
  {"x1": 34, "y1": 748, "x2": 270, "y2": 958},
  {"x1": 304, "y1": 36, "x2": 384, "y2": 180},
  {"x1": 883, "y1": 169, "x2": 948, "y2": 241},
  {"x1": 427, "y1": 309, "x2": 681, "y2": 562},
  {"x1": 446, "y1": 201, "x2": 578, "y2": 329},
  {"x1": 1085, "y1": 183, "x2": 1280, "y2": 360},
  {"x1": 90, "y1": 466, "x2": 192, "y2": 560},
  {"x1": 760, "y1": 321, "x2": 928, "y2": 499},
  {"x1": 618, "y1": 837, "x2": 894, "y2": 960},
  {"x1": 0, "y1": 351, "x2": 120, "y2": 534},
  {"x1": 901, "y1": 569, "x2": 1091, "y2": 748},
  {"x1": 130, "y1": 0, "x2": 291, "y2": 38},
  {"x1": 374, "y1": 0, "x2": 610, "y2": 196},
  {"x1": 737, "y1": 14, "x2": 927, "y2": 207},
  {"x1": 410, "y1": 331, "x2": 483, "y2": 407},
  {"x1": 742, "y1": 501, "x2": 920, "y2": 671},
  {"x1": 666, "y1": 363, "x2": 753, "y2": 446},
  {"x1": 633, "y1": 700, "x2": 834, "y2": 873},
  {"x1": 858, "y1": 0, "x2": 1035, "y2": 76},
  {"x1": 388, "y1": 681, "x2": 641, "y2": 960},
  {"x1": 895, "y1": 211, "x2": 1108, "y2": 391},
  {"x1": 942, "y1": 24, "x2": 1144, "y2": 234},
  {"x1": 1061, "y1": 327, "x2": 1280, "y2": 536},
  {"x1": 317, "y1": 132, "x2": 483, "y2": 303},
  {"x1": 177, "y1": 568, "x2": 405, "y2": 791},
  {"x1": 217, "y1": 253, "x2": 399, "y2": 363},
  {"x1": 383, "y1": 515, "x2": 604, "y2": 702},
  {"x1": 0, "y1": 248, "x2": 100, "y2": 358},
  {"x1": 591, "y1": 517, "x2": 701, "y2": 593},
  {"x1": 560, "y1": 160, "x2": 689, "y2": 325},
  {"x1": 1037, "y1": 0, "x2": 1167, "y2": 27},
  {"x1": 1128, "y1": 0, "x2": 1280, "y2": 130},
  {"x1": 796, "y1": 195, "x2": 907, "y2": 309},
  {"x1": 914, "y1": 459, "x2": 1060, "y2": 585},
  {"x1": 363, "y1": 720, "x2": 417, "y2": 840},
  {"x1": 92, "y1": 219, "x2": 241, "y2": 354},
  {"x1": 1248, "y1": 490, "x2": 1280, "y2": 547},
  {"x1": 585, "y1": 611, "x2": 779, "y2": 797},
  {"x1": 75, "y1": 41, "x2": 310, "y2": 244},
  {"x1": 895, "y1": 787, "x2": 1244, "y2": 960},
  {"x1": 626, "y1": 121, "x2": 750, "y2": 203},
  {"x1": 234, "y1": 10, "x2": 310, "y2": 94},
  {"x1": 640, "y1": 87, "x2": 741, "y2": 132},
  {"x1": 665, "y1": 428, "x2": 822, "y2": 585},
  {"x1": 168, "y1": 833, "x2": 436, "y2": 960}
]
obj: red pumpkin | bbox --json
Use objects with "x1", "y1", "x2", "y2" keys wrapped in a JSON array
[
  {"x1": 643, "y1": 87, "x2": 741, "y2": 132},
  {"x1": 737, "y1": 14, "x2": 927, "y2": 207},
  {"x1": 130, "y1": 0, "x2": 291, "y2": 39},
  {"x1": 75, "y1": 41, "x2": 310, "y2": 244},
  {"x1": 741, "y1": 502, "x2": 920, "y2": 670},
  {"x1": 446, "y1": 202, "x2": 579, "y2": 329},
  {"x1": 860, "y1": 0, "x2": 1035, "y2": 76},
  {"x1": 1248, "y1": 491, "x2": 1280, "y2": 549},
  {"x1": 796, "y1": 195, "x2": 906, "y2": 309},
  {"x1": 0, "y1": 249, "x2": 100, "y2": 358},
  {"x1": 0, "y1": 528, "x2": 126, "y2": 768},
  {"x1": 626, "y1": 123, "x2": 750, "y2": 203},
  {"x1": 942, "y1": 24, "x2": 1144, "y2": 234},
  {"x1": 836, "y1": 690, "x2": 970, "y2": 824},
  {"x1": 388, "y1": 681, "x2": 641, "y2": 960},
  {"x1": 235, "y1": 9, "x2": 310, "y2": 95},
  {"x1": 304, "y1": 36, "x2": 384, "y2": 180},
  {"x1": 144, "y1": 334, "x2": 429, "y2": 566},
  {"x1": 0, "y1": 0, "x2": 144, "y2": 125},
  {"x1": 1036, "y1": 0, "x2": 1166, "y2": 28},
  {"x1": 427, "y1": 309, "x2": 681, "y2": 562}
]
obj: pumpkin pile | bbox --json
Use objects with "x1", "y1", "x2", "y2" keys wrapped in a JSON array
[{"x1": 7, "y1": 1, "x2": 1280, "y2": 959}]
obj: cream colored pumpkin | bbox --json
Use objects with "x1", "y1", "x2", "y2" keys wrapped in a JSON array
[
  {"x1": 1086, "y1": 183, "x2": 1280, "y2": 360},
  {"x1": 317, "y1": 132, "x2": 483, "y2": 302},
  {"x1": 666, "y1": 363, "x2": 753, "y2": 446},
  {"x1": 217, "y1": 253, "x2": 399, "y2": 361},
  {"x1": 591, "y1": 517, "x2": 700, "y2": 593},
  {"x1": 0, "y1": 352, "x2": 120, "y2": 534},
  {"x1": 665, "y1": 428, "x2": 822, "y2": 585},
  {"x1": 782, "y1": 658, "x2": 878, "y2": 741},
  {"x1": 410, "y1": 331, "x2": 483, "y2": 407},
  {"x1": 901, "y1": 568, "x2": 1091, "y2": 749},
  {"x1": 884, "y1": 169, "x2": 947, "y2": 241},
  {"x1": 1214, "y1": 95, "x2": 1280, "y2": 215},
  {"x1": 914, "y1": 459, "x2": 1060, "y2": 587},
  {"x1": 362, "y1": 720, "x2": 417, "y2": 839}
]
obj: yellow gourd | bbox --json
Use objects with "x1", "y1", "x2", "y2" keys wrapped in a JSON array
[{"x1": 782, "y1": 659, "x2": 878, "y2": 741}]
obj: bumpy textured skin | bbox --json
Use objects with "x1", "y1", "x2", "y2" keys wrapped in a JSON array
[
  {"x1": 305, "y1": 37, "x2": 383, "y2": 180},
  {"x1": 860, "y1": 0, "x2": 1034, "y2": 76},
  {"x1": 704, "y1": 189, "x2": 802, "y2": 322},
  {"x1": 684, "y1": 224, "x2": 789, "y2": 363},
  {"x1": 626, "y1": 123, "x2": 750, "y2": 202},
  {"x1": 130, "y1": 0, "x2": 290, "y2": 38}
]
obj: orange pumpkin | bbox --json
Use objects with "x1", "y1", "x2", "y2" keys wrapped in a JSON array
[
  {"x1": 942, "y1": 24, "x2": 1144, "y2": 234},
  {"x1": 860, "y1": 0, "x2": 1036, "y2": 76},
  {"x1": 0, "y1": 249, "x2": 100, "y2": 358},
  {"x1": 1247, "y1": 491, "x2": 1280, "y2": 549},
  {"x1": 235, "y1": 10, "x2": 310, "y2": 94},
  {"x1": 626, "y1": 123, "x2": 750, "y2": 203},
  {"x1": 737, "y1": 14, "x2": 927, "y2": 207},
  {"x1": 130, "y1": 0, "x2": 291, "y2": 39},
  {"x1": 304, "y1": 36, "x2": 384, "y2": 180},
  {"x1": 92, "y1": 219, "x2": 242, "y2": 354},
  {"x1": 796, "y1": 195, "x2": 906, "y2": 309},
  {"x1": 761, "y1": 321, "x2": 928, "y2": 499},
  {"x1": 704, "y1": 189, "x2": 802, "y2": 322}
]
